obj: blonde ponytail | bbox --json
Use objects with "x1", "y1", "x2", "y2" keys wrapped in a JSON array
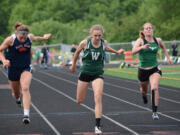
[{"x1": 139, "y1": 31, "x2": 145, "y2": 38}]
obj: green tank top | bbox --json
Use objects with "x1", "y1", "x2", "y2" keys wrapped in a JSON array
[
  {"x1": 139, "y1": 38, "x2": 159, "y2": 68},
  {"x1": 80, "y1": 38, "x2": 105, "y2": 75}
]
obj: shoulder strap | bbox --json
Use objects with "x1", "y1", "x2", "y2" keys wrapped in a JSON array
[
  {"x1": 143, "y1": 37, "x2": 159, "y2": 45},
  {"x1": 142, "y1": 38, "x2": 148, "y2": 45},
  {"x1": 87, "y1": 38, "x2": 91, "y2": 49},
  {"x1": 12, "y1": 34, "x2": 16, "y2": 40},
  {"x1": 28, "y1": 34, "x2": 31, "y2": 41},
  {"x1": 153, "y1": 37, "x2": 159, "y2": 45},
  {"x1": 101, "y1": 39, "x2": 105, "y2": 50},
  {"x1": 10, "y1": 34, "x2": 16, "y2": 45}
]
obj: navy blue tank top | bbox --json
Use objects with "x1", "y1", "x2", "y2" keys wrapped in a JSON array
[{"x1": 6, "y1": 34, "x2": 31, "y2": 68}]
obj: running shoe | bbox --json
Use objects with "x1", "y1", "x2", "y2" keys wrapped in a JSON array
[
  {"x1": 95, "y1": 126, "x2": 102, "y2": 134},
  {"x1": 40, "y1": 65, "x2": 44, "y2": 70},
  {"x1": 16, "y1": 99, "x2": 22, "y2": 108},
  {"x1": 152, "y1": 112, "x2": 159, "y2": 120},
  {"x1": 22, "y1": 115, "x2": 30, "y2": 125},
  {"x1": 44, "y1": 66, "x2": 48, "y2": 69},
  {"x1": 142, "y1": 94, "x2": 148, "y2": 104}
]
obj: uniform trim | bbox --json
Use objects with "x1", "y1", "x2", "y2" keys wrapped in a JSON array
[{"x1": 143, "y1": 37, "x2": 158, "y2": 46}]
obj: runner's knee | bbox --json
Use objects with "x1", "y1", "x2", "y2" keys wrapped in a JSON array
[{"x1": 21, "y1": 86, "x2": 29, "y2": 92}]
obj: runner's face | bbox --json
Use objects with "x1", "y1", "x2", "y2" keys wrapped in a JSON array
[
  {"x1": 91, "y1": 30, "x2": 103, "y2": 43},
  {"x1": 17, "y1": 34, "x2": 28, "y2": 43},
  {"x1": 143, "y1": 23, "x2": 153, "y2": 37}
]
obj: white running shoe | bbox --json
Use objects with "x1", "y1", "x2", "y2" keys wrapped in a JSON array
[
  {"x1": 152, "y1": 112, "x2": 159, "y2": 120},
  {"x1": 95, "y1": 126, "x2": 102, "y2": 134},
  {"x1": 23, "y1": 115, "x2": 30, "y2": 125}
]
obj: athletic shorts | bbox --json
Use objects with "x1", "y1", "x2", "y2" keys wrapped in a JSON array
[
  {"x1": 138, "y1": 66, "x2": 162, "y2": 82},
  {"x1": 8, "y1": 66, "x2": 32, "y2": 81},
  {"x1": 78, "y1": 72, "x2": 104, "y2": 82}
]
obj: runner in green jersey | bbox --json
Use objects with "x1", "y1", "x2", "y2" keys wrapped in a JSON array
[
  {"x1": 69, "y1": 24, "x2": 124, "y2": 134},
  {"x1": 132, "y1": 22, "x2": 172, "y2": 120}
]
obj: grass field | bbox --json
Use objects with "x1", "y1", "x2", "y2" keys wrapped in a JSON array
[{"x1": 104, "y1": 65, "x2": 180, "y2": 89}]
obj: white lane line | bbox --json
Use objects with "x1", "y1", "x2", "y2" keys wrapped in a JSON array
[
  {"x1": 31, "y1": 103, "x2": 61, "y2": 135},
  {"x1": 104, "y1": 74, "x2": 180, "y2": 93},
  {"x1": 32, "y1": 77, "x2": 139, "y2": 135},
  {"x1": 0, "y1": 69, "x2": 61, "y2": 135},
  {"x1": 58, "y1": 68, "x2": 180, "y2": 93},
  {"x1": 54, "y1": 68, "x2": 179, "y2": 93},
  {"x1": 39, "y1": 71, "x2": 180, "y2": 122},
  {"x1": 47, "y1": 69, "x2": 180, "y2": 104},
  {"x1": 104, "y1": 81, "x2": 180, "y2": 104}
]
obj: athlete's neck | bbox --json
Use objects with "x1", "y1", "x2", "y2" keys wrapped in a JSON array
[
  {"x1": 145, "y1": 36, "x2": 154, "y2": 42},
  {"x1": 92, "y1": 40, "x2": 100, "y2": 47}
]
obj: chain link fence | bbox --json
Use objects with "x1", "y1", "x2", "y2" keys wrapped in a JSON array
[{"x1": 31, "y1": 40, "x2": 180, "y2": 67}]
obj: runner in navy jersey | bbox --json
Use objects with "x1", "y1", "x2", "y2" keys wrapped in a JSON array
[{"x1": 0, "y1": 23, "x2": 51, "y2": 124}]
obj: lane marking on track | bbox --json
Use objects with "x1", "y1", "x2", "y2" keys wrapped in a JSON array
[
  {"x1": 129, "y1": 124, "x2": 178, "y2": 127},
  {"x1": 48, "y1": 69, "x2": 180, "y2": 104},
  {"x1": 0, "y1": 84, "x2": 11, "y2": 89},
  {"x1": 51, "y1": 68, "x2": 180, "y2": 93},
  {"x1": 151, "y1": 130, "x2": 180, "y2": 135},
  {"x1": 106, "y1": 68, "x2": 180, "y2": 81},
  {"x1": 0, "y1": 110, "x2": 180, "y2": 118},
  {"x1": 72, "y1": 132, "x2": 121, "y2": 135},
  {"x1": 38, "y1": 71, "x2": 180, "y2": 122},
  {"x1": 0, "y1": 69, "x2": 61, "y2": 135},
  {"x1": 33, "y1": 77, "x2": 140, "y2": 135},
  {"x1": 31, "y1": 103, "x2": 61, "y2": 135},
  {"x1": 104, "y1": 81, "x2": 180, "y2": 104},
  {"x1": 104, "y1": 74, "x2": 180, "y2": 93}
]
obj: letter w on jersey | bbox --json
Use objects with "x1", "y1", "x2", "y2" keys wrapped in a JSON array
[
  {"x1": 149, "y1": 47, "x2": 157, "y2": 50},
  {"x1": 92, "y1": 52, "x2": 100, "y2": 60}
]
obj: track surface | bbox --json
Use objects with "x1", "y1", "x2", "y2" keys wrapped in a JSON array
[{"x1": 0, "y1": 66, "x2": 180, "y2": 135}]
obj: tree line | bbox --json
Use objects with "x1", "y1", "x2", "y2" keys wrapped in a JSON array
[{"x1": 0, "y1": 0, "x2": 180, "y2": 45}]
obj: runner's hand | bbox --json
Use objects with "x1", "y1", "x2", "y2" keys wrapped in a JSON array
[
  {"x1": 117, "y1": 49, "x2": 124, "y2": 55},
  {"x1": 142, "y1": 44, "x2": 150, "y2": 49},
  {"x1": 167, "y1": 58, "x2": 173, "y2": 65},
  {"x1": 3, "y1": 59, "x2": 10, "y2": 67},
  {"x1": 43, "y1": 34, "x2": 51, "y2": 40},
  {"x1": 69, "y1": 65, "x2": 75, "y2": 72}
]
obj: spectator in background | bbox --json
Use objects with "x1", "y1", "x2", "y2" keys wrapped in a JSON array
[
  {"x1": 172, "y1": 40, "x2": 178, "y2": 63},
  {"x1": 172, "y1": 40, "x2": 178, "y2": 56},
  {"x1": 104, "y1": 44, "x2": 110, "y2": 63},
  {"x1": 71, "y1": 44, "x2": 77, "y2": 57},
  {"x1": 35, "y1": 47, "x2": 41, "y2": 64},
  {"x1": 70, "y1": 44, "x2": 79, "y2": 66},
  {"x1": 41, "y1": 43, "x2": 49, "y2": 69}
]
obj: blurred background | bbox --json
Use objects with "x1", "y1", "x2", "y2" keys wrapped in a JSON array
[{"x1": 0, "y1": 0, "x2": 180, "y2": 67}]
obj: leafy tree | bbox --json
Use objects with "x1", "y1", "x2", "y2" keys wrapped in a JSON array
[
  {"x1": 1, "y1": 0, "x2": 179, "y2": 44},
  {"x1": 0, "y1": 0, "x2": 19, "y2": 40}
]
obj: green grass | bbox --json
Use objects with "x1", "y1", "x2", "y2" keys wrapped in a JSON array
[{"x1": 104, "y1": 65, "x2": 180, "y2": 89}]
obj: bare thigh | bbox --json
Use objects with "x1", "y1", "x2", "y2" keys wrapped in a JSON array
[
  {"x1": 92, "y1": 78, "x2": 103, "y2": 101},
  {"x1": 20, "y1": 71, "x2": 32, "y2": 91},
  {"x1": 76, "y1": 80, "x2": 90, "y2": 103},
  {"x1": 149, "y1": 73, "x2": 161, "y2": 90}
]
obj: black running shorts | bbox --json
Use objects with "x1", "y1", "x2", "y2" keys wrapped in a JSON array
[
  {"x1": 138, "y1": 66, "x2": 162, "y2": 82},
  {"x1": 8, "y1": 66, "x2": 32, "y2": 81},
  {"x1": 79, "y1": 72, "x2": 104, "y2": 82}
]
